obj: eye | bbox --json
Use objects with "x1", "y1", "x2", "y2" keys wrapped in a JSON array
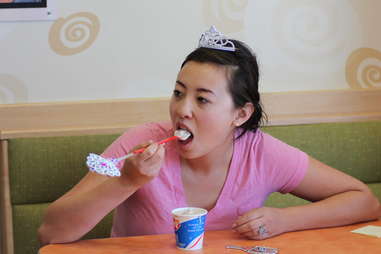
[
  {"x1": 173, "y1": 89, "x2": 183, "y2": 98},
  {"x1": 197, "y1": 96, "x2": 209, "y2": 104}
]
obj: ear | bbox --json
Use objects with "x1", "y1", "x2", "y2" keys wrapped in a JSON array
[{"x1": 233, "y1": 102, "x2": 254, "y2": 127}]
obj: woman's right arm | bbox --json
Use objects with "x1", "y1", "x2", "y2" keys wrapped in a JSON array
[{"x1": 38, "y1": 142, "x2": 165, "y2": 246}]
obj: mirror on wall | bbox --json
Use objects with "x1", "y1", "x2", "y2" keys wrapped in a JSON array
[{"x1": 0, "y1": 0, "x2": 56, "y2": 21}]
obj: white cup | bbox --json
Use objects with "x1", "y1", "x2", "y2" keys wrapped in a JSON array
[{"x1": 172, "y1": 207, "x2": 208, "y2": 250}]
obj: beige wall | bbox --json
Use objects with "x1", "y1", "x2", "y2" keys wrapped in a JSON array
[{"x1": 0, "y1": 0, "x2": 380, "y2": 104}]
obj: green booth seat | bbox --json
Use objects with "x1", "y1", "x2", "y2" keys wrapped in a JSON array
[{"x1": 1, "y1": 121, "x2": 380, "y2": 254}]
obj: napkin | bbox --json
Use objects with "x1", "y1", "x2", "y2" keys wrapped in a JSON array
[{"x1": 351, "y1": 225, "x2": 381, "y2": 238}]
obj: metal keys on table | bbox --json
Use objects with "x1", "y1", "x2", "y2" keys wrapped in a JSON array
[{"x1": 226, "y1": 245, "x2": 279, "y2": 254}]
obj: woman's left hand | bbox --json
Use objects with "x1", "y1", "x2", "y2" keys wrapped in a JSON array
[{"x1": 232, "y1": 207, "x2": 288, "y2": 240}]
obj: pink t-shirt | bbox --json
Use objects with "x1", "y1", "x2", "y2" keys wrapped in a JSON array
[{"x1": 101, "y1": 122, "x2": 309, "y2": 237}]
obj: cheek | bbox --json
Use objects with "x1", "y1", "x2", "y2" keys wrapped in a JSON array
[{"x1": 197, "y1": 112, "x2": 233, "y2": 135}]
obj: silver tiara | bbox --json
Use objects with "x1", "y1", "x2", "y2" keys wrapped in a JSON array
[{"x1": 198, "y1": 25, "x2": 235, "y2": 52}]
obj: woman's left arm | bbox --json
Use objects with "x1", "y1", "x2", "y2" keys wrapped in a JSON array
[
  {"x1": 233, "y1": 156, "x2": 381, "y2": 239},
  {"x1": 284, "y1": 156, "x2": 380, "y2": 230}
]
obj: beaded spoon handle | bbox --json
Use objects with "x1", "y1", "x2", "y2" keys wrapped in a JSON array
[
  {"x1": 226, "y1": 245, "x2": 279, "y2": 254},
  {"x1": 86, "y1": 129, "x2": 191, "y2": 177}
]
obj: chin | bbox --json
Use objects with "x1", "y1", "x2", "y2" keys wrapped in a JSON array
[{"x1": 178, "y1": 149, "x2": 202, "y2": 160}]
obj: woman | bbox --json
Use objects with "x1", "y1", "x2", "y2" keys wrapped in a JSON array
[{"x1": 38, "y1": 26, "x2": 380, "y2": 245}]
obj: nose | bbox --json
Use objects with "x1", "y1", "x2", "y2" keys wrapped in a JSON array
[{"x1": 175, "y1": 97, "x2": 193, "y2": 119}]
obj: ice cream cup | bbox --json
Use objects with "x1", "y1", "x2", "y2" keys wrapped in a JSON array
[{"x1": 172, "y1": 207, "x2": 208, "y2": 250}]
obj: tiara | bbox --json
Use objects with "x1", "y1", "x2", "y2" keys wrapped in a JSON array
[{"x1": 198, "y1": 25, "x2": 235, "y2": 52}]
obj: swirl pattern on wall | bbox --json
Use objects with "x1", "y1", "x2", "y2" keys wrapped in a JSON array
[
  {"x1": 203, "y1": 0, "x2": 248, "y2": 33},
  {"x1": 346, "y1": 48, "x2": 381, "y2": 89},
  {"x1": 49, "y1": 12, "x2": 100, "y2": 56},
  {"x1": 0, "y1": 74, "x2": 28, "y2": 103},
  {"x1": 272, "y1": 1, "x2": 359, "y2": 62}
]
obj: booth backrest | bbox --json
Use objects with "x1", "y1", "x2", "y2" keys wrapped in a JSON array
[
  {"x1": 5, "y1": 134, "x2": 119, "y2": 254},
  {"x1": 2, "y1": 120, "x2": 381, "y2": 254}
]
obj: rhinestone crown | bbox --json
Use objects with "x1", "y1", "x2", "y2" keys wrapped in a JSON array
[{"x1": 198, "y1": 25, "x2": 235, "y2": 52}]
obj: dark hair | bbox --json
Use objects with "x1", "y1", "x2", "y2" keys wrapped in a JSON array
[{"x1": 181, "y1": 40, "x2": 267, "y2": 138}]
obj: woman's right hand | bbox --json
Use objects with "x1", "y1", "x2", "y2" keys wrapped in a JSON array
[
  {"x1": 120, "y1": 141, "x2": 165, "y2": 187},
  {"x1": 39, "y1": 141, "x2": 165, "y2": 245}
]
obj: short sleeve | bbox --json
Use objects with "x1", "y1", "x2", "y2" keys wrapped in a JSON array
[{"x1": 260, "y1": 132, "x2": 309, "y2": 194}]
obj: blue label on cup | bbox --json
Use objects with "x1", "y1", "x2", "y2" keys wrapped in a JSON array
[{"x1": 174, "y1": 215, "x2": 206, "y2": 250}]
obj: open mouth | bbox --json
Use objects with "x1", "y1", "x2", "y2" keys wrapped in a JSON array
[{"x1": 176, "y1": 127, "x2": 194, "y2": 145}]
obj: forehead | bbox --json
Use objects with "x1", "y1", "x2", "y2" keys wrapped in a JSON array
[{"x1": 177, "y1": 61, "x2": 231, "y2": 92}]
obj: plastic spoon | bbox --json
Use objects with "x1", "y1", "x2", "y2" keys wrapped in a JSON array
[{"x1": 86, "y1": 129, "x2": 191, "y2": 177}]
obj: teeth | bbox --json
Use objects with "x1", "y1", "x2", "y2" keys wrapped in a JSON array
[{"x1": 174, "y1": 129, "x2": 191, "y2": 141}]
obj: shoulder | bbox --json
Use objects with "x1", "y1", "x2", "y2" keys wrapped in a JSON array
[
  {"x1": 238, "y1": 128, "x2": 302, "y2": 153},
  {"x1": 235, "y1": 128, "x2": 309, "y2": 193},
  {"x1": 235, "y1": 128, "x2": 279, "y2": 152},
  {"x1": 235, "y1": 128, "x2": 308, "y2": 167}
]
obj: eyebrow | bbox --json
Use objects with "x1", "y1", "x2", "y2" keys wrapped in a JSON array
[{"x1": 176, "y1": 80, "x2": 216, "y2": 96}]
